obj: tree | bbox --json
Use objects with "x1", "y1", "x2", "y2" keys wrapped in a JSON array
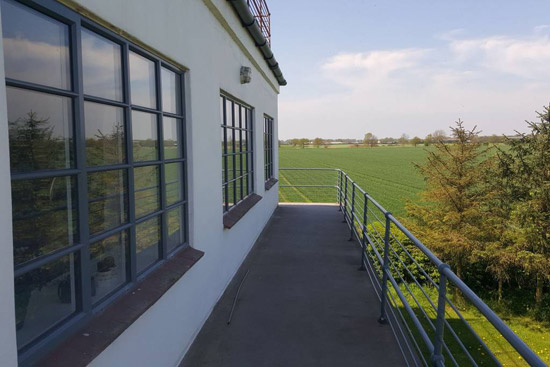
[
  {"x1": 406, "y1": 121, "x2": 487, "y2": 284},
  {"x1": 290, "y1": 138, "x2": 300, "y2": 147},
  {"x1": 312, "y1": 137, "x2": 324, "y2": 148},
  {"x1": 398, "y1": 133, "x2": 409, "y2": 145},
  {"x1": 433, "y1": 129, "x2": 447, "y2": 142},
  {"x1": 424, "y1": 134, "x2": 433, "y2": 146},
  {"x1": 364, "y1": 132, "x2": 378, "y2": 147},
  {"x1": 499, "y1": 105, "x2": 550, "y2": 307},
  {"x1": 299, "y1": 138, "x2": 309, "y2": 148},
  {"x1": 410, "y1": 136, "x2": 422, "y2": 147},
  {"x1": 477, "y1": 151, "x2": 518, "y2": 302}
]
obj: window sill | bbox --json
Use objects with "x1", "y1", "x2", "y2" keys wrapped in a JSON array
[
  {"x1": 37, "y1": 246, "x2": 204, "y2": 367},
  {"x1": 223, "y1": 193, "x2": 262, "y2": 229},
  {"x1": 264, "y1": 178, "x2": 278, "y2": 191}
]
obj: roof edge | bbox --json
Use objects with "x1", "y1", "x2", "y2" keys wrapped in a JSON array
[{"x1": 227, "y1": 0, "x2": 287, "y2": 86}]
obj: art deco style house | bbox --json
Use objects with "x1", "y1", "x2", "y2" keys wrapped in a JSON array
[{"x1": 0, "y1": 0, "x2": 284, "y2": 365}]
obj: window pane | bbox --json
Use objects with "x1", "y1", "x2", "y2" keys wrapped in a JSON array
[
  {"x1": 136, "y1": 216, "x2": 160, "y2": 274},
  {"x1": 161, "y1": 67, "x2": 181, "y2": 114},
  {"x1": 163, "y1": 117, "x2": 182, "y2": 159},
  {"x1": 165, "y1": 162, "x2": 183, "y2": 206},
  {"x1": 1, "y1": 0, "x2": 70, "y2": 89},
  {"x1": 84, "y1": 102, "x2": 125, "y2": 166},
  {"x1": 7, "y1": 87, "x2": 73, "y2": 173},
  {"x1": 167, "y1": 206, "x2": 184, "y2": 253},
  {"x1": 132, "y1": 110, "x2": 158, "y2": 162},
  {"x1": 134, "y1": 165, "x2": 160, "y2": 218},
  {"x1": 82, "y1": 28, "x2": 123, "y2": 101},
  {"x1": 88, "y1": 169, "x2": 128, "y2": 235},
  {"x1": 12, "y1": 176, "x2": 77, "y2": 266},
  {"x1": 129, "y1": 51, "x2": 156, "y2": 108},
  {"x1": 90, "y1": 230, "x2": 128, "y2": 304},
  {"x1": 15, "y1": 254, "x2": 78, "y2": 349},
  {"x1": 225, "y1": 100, "x2": 233, "y2": 127}
]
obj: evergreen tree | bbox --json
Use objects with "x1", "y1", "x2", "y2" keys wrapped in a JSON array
[
  {"x1": 406, "y1": 120, "x2": 487, "y2": 283},
  {"x1": 501, "y1": 105, "x2": 550, "y2": 307}
]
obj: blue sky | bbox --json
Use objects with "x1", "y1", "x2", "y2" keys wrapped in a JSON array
[{"x1": 269, "y1": 0, "x2": 550, "y2": 139}]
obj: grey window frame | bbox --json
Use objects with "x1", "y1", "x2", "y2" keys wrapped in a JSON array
[
  {"x1": 3, "y1": 0, "x2": 189, "y2": 361},
  {"x1": 220, "y1": 94, "x2": 254, "y2": 213},
  {"x1": 263, "y1": 115, "x2": 274, "y2": 182}
]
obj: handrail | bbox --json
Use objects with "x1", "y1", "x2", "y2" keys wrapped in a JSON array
[{"x1": 278, "y1": 168, "x2": 547, "y2": 367}]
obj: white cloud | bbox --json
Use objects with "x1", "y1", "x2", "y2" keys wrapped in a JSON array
[{"x1": 279, "y1": 29, "x2": 550, "y2": 139}]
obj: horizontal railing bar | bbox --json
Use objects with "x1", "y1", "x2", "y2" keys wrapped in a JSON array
[{"x1": 442, "y1": 269, "x2": 544, "y2": 367}]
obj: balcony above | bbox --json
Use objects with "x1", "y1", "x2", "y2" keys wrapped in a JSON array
[{"x1": 247, "y1": 0, "x2": 271, "y2": 46}]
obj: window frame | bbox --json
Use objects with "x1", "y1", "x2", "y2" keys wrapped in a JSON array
[
  {"x1": 220, "y1": 94, "x2": 254, "y2": 213},
  {"x1": 263, "y1": 115, "x2": 274, "y2": 183},
  {"x1": 2, "y1": 0, "x2": 189, "y2": 360}
]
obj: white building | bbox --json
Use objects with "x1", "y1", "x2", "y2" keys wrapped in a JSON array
[{"x1": 0, "y1": 0, "x2": 284, "y2": 365}]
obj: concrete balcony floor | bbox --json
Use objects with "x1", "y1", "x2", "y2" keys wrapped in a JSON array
[{"x1": 181, "y1": 204, "x2": 406, "y2": 367}]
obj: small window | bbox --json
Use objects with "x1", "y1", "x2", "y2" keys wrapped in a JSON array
[
  {"x1": 264, "y1": 116, "x2": 274, "y2": 182},
  {"x1": 221, "y1": 95, "x2": 254, "y2": 212}
]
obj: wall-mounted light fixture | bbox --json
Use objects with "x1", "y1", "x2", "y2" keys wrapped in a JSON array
[{"x1": 240, "y1": 66, "x2": 252, "y2": 84}]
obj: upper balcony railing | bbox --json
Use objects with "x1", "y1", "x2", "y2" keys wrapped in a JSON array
[
  {"x1": 247, "y1": 0, "x2": 271, "y2": 46},
  {"x1": 279, "y1": 168, "x2": 547, "y2": 367}
]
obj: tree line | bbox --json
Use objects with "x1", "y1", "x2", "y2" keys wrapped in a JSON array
[
  {"x1": 281, "y1": 131, "x2": 512, "y2": 148},
  {"x1": 405, "y1": 106, "x2": 550, "y2": 320}
]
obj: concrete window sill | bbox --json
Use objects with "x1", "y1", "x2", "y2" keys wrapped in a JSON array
[
  {"x1": 37, "y1": 246, "x2": 204, "y2": 367},
  {"x1": 264, "y1": 178, "x2": 278, "y2": 191},
  {"x1": 223, "y1": 194, "x2": 262, "y2": 229}
]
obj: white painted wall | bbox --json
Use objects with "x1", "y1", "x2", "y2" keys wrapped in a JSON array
[
  {"x1": 0, "y1": 0, "x2": 280, "y2": 365},
  {"x1": 64, "y1": 0, "x2": 279, "y2": 366},
  {"x1": 0, "y1": 5, "x2": 19, "y2": 366}
]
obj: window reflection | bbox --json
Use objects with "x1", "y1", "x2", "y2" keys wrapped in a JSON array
[
  {"x1": 7, "y1": 87, "x2": 73, "y2": 173},
  {"x1": 161, "y1": 67, "x2": 181, "y2": 114},
  {"x1": 132, "y1": 110, "x2": 158, "y2": 161},
  {"x1": 12, "y1": 176, "x2": 77, "y2": 266},
  {"x1": 1, "y1": 0, "x2": 70, "y2": 89},
  {"x1": 166, "y1": 206, "x2": 184, "y2": 253},
  {"x1": 165, "y1": 162, "x2": 183, "y2": 206},
  {"x1": 88, "y1": 169, "x2": 128, "y2": 235},
  {"x1": 90, "y1": 231, "x2": 128, "y2": 304},
  {"x1": 134, "y1": 165, "x2": 160, "y2": 218},
  {"x1": 15, "y1": 254, "x2": 78, "y2": 348},
  {"x1": 82, "y1": 28, "x2": 123, "y2": 101},
  {"x1": 84, "y1": 102, "x2": 125, "y2": 166},
  {"x1": 136, "y1": 216, "x2": 160, "y2": 274},
  {"x1": 163, "y1": 117, "x2": 182, "y2": 159},
  {"x1": 129, "y1": 51, "x2": 156, "y2": 108}
]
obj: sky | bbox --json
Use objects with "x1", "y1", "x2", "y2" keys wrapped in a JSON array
[{"x1": 269, "y1": 0, "x2": 550, "y2": 140}]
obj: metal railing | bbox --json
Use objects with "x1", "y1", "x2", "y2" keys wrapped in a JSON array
[
  {"x1": 279, "y1": 168, "x2": 547, "y2": 367},
  {"x1": 247, "y1": 0, "x2": 271, "y2": 45}
]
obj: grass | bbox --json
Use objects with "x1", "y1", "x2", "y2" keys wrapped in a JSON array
[{"x1": 279, "y1": 145, "x2": 428, "y2": 216}]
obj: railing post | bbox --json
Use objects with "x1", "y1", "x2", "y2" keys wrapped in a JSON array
[
  {"x1": 378, "y1": 211, "x2": 392, "y2": 324},
  {"x1": 432, "y1": 264, "x2": 450, "y2": 367},
  {"x1": 337, "y1": 170, "x2": 342, "y2": 211},
  {"x1": 342, "y1": 175, "x2": 348, "y2": 223},
  {"x1": 359, "y1": 192, "x2": 368, "y2": 271},
  {"x1": 349, "y1": 184, "x2": 356, "y2": 240}
]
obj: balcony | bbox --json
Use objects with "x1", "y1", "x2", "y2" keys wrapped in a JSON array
[
  {"x1": 247, "y1": 0, "x2": 271, "y2": 45},
  {"x1": 182, "y1": 169, "x2": 546, "y2": 367}
]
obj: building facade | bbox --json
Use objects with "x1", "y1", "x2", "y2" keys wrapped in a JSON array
[{"x1": 0, "y1": 0, "x2": 284, "y2": 365}]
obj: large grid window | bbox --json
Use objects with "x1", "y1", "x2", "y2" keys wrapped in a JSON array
[
  {"x1": 2, "y1": 0, "x2": 188, "y2": 355},
  {"x1": 221, "y1": 95, "x2": 254, "y2": 212},
  {"x1": 263, "y1": 115, "x2": 274, "y2": 182}
]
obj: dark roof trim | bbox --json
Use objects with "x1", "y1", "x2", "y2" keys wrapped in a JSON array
[{"x1": 227, "y1": 0, "x2": 287, "y2": 86}]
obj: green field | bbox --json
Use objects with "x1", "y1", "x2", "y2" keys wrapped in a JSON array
[{"x1": 279, "y1": 145, "x2": 428, "y2": 216}]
